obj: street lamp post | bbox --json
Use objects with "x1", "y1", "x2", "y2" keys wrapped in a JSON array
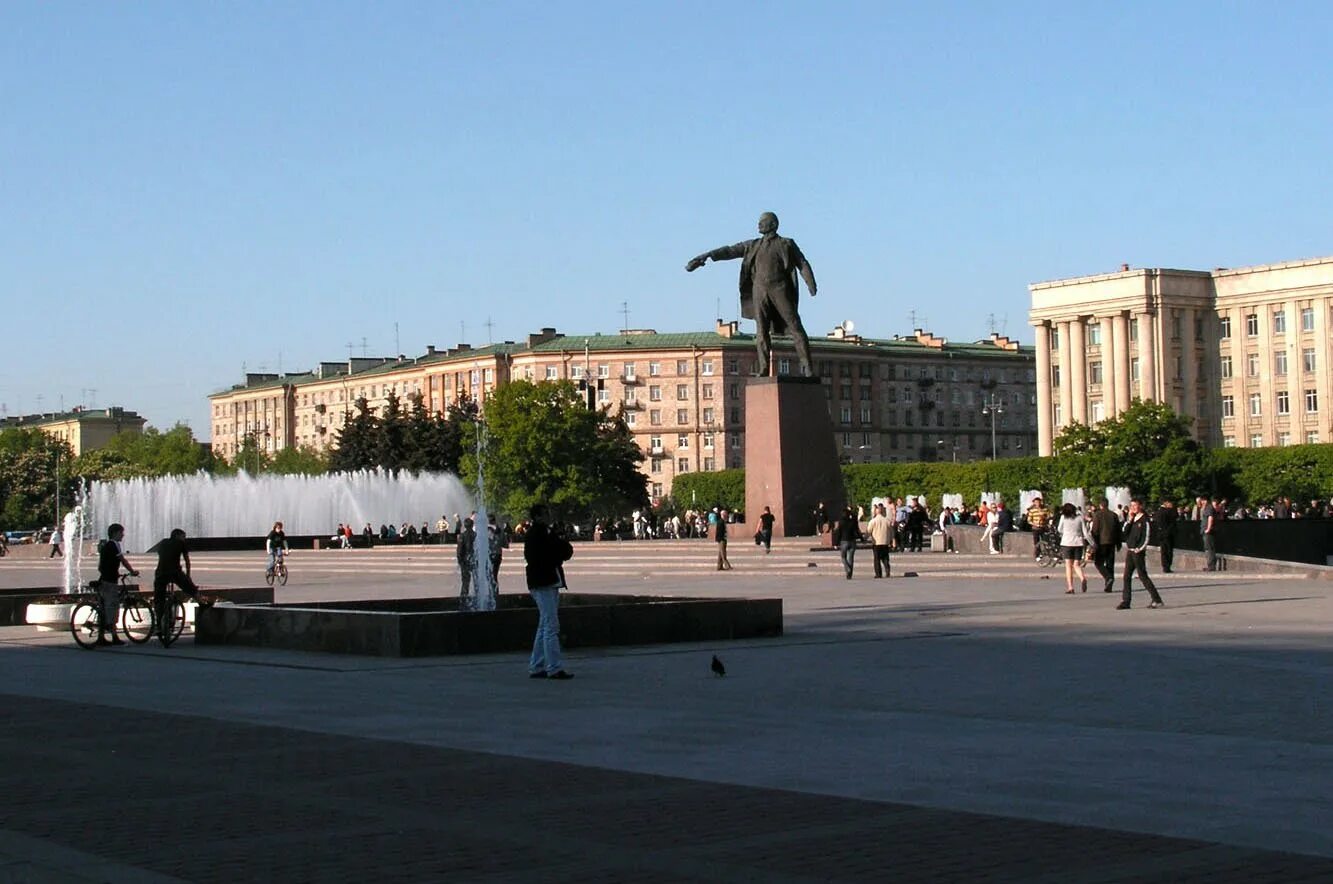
[{"x1": 980, "y1": 394, "x2": 1004, "y2": 461}]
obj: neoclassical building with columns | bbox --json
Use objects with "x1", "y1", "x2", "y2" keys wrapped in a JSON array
[{"x1": 1029, "y1": 254, "x2": 1333, "y2": 455}]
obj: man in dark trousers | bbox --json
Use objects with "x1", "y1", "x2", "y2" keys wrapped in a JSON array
[
  {"x1": 685, "y1": 212, "x2": 819, "y2": 377},
  {"x1": 1151, "y1": 500, "x2": 1178, "y2": 573},
  {"x1": 154, "y1": 528, "x2": 206, "y2": 638},
  {"x1": 1118, "y1": 499, "x2": 1164, "y2": 610},
  {"x1": 456, "y1": 518, "x2": 476, "y2": 602},
  {"x1": 1089, "y1": 500, "x2": 1121, "y2": 592},
  {"x1": 757, "y1": 506, "x2": 776, "y2": 553}
]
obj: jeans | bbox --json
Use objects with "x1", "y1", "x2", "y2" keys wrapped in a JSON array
[
  {"x1": 839, "y1": 541, "x2": 856, "y2": 578},
  {"x1": 266, "y1": 550, "x2": 283, "y2": 573},
  {"x1": 1202, "y1": 533, "x2": 1216, "y2": 571},
  {"x1": 528, "y1": 585, "x2": 563, "y2": 674}
]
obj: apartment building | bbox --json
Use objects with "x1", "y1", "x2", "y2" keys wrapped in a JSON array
[
  {"x1": 1, "y1": 407, "x2": 146, "y2": 455},
  {"x1": 1029, "y1": 255, "x2": 1333, "y2": 455},
  {"x1": 210, "y1": 322, "x2": 1037, "y2": 500}
]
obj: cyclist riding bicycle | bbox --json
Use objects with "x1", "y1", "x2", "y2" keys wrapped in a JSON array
[
  {"x1": 266, "y1": 521, "x2": 288, "y2": 577},
  {"x1": 154, "y1": 528, "x2": 207, "y2": 632},
  {"x1": 96, "y1": 523, "x2": 139, "y2": 645}
]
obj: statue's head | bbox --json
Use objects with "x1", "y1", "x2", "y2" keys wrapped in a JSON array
[{"x1": 757, "y1": 212, "x2": 779, "y2": 235}]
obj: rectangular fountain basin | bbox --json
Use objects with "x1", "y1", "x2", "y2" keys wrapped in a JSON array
[{"x1": 195, "y1": 593, "x2": 783, "y2": 657}]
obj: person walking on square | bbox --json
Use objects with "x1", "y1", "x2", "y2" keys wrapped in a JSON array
[
  {"x1": 1118, "y1": 499, "x2": 1164, "y2": 609},
  {"x1": 1055, "y1": 503, "x2": 1093, "y2": 594},
  {"x1": 48, "y1": 527, "x2": 63, "y2": 558},
  {"x1": 524, "y1": 504, "x2": 573, "y2": 680},
  {"x1": 1152, "y1": 499, "x2": 1178, "y2": 573},
  {"x1": 1089, "y1": 500, "x2": 1121, "y2": 592},
  {"x1": 867, "y1": 503, "x2": 893, "y2": 578},
  {"x1": 757, "y1": 505, "x2": 775, "y2": 553},
  {"x1": 715, "y1": 508, "x2": 732, "y2": 570},
  {"x1": 487, "y1": 514, "x2": 504, "y2": 586},
  {"x1": 1199, "y1": 496, "x2": 1218, "y2": 571},
  {"x1": 834, "y1": 506, "x2": 860, "y2": 579},
  {"x1": 457, "y1": 518, "x2": 476, "y2": 601}
]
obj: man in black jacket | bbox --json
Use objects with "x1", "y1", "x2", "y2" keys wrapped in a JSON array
[
  {"x1": 1117, "y1": 499, "x2": 1164, "y2": 610},
  {"x1": 1089, "y1": 500, "x2": 1121, "y2": 592},
  {"x1": 1151, "y1": 500, "x2": 1178, "y2": 573},
  {"x1": 524, "y1": 504, "x2": 574, "y2": 680}
]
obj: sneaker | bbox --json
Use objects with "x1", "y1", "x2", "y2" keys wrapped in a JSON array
[
  {"x1": 1115, "y1": 602, "x2": 1131, "y2": 610},
  {"x1": 1148, "y1": 600, "x2": 1165, "y2": 609},
  {"x1": 548, "y1": 671, "x2": 574, "y2": 680}
]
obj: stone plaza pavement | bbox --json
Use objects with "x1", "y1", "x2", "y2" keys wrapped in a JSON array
[{"x1": 2, "y1": 538, "x2": 1333, "y2": 881}]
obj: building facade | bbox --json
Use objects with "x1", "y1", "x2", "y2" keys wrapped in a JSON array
[
  {"x1": 1, "y1": 407, "x2": 147, "y2": 456},
  {"x1": 211, "y1": 323, "x2": 1038, "y2": 501},
  {"x1": 1029, "y1": 255, "x2": 1333, "y2": 455}
]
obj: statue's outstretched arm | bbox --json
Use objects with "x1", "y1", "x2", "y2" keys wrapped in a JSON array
[{"x1": 685, "y1": 242, "x2": 747, "y2": 272}]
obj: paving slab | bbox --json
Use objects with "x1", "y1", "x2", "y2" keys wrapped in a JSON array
[{"x1": 2, "y1": 539, "x2": 1332, "y2": 878}]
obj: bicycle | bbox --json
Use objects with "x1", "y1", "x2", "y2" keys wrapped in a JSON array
[
  {"x1": 265, "y1": 552, "x2": 288, "y2": 586},
  {"x1": 1034, "y1": 529, "x2": 1062, "y2": 569},
  {"x1": 154, "y1": 581, "x2": 189, "y2": 648},
  {"x1": 71, "y1": 574, "x2": 155, "y2": 649}
]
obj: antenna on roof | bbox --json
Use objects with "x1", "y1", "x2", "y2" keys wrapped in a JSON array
[
  {"x1": 986, "y1": 313, "x2": 998, "y2": 335},
  {"x1": 908, "y1": 310, "x2": 927, "y2": 329},
  {"x1": 621, "y1": 301, "x2": 630, "y2": 333},
  {"x1": 88, "y1": 388, "x2": 97, "y2": 408},
  {"x1": 484, "y1": 317, "x2": 495, "y2": 344},
  {"x1": 394, "y1": 322, "x2": 401, "y2": 356},
  {"x1": 346, "y1": 342, "x2": 354, "y2": 359},
  {"x1": 360, "y1": 337, "x2": 368, "y2": 357}
]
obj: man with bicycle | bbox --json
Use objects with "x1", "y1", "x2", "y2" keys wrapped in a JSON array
[
  {"x1": 96, "y1": 523, "x2": 139, "y2": 645},
  {"x1": 266, "y1": 521, "x2": 288, "y2": 578},
  {"x1": 154, "y1": 528, "x2": 206, "y2": 638},
  {"x1": 1025, "y1": 496, "x2": 1053, "y2": 561}
]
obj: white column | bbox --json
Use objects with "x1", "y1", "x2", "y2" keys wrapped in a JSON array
[
  {"x1": 1256, "y1": 307, "x2": 1273, "y2": 447},
  {"x1": 1035, "y1": 323, "x2": 1053, "y2": 455},
  {"x1": 1069, "y1": 318, "x2": 1087, "y2": 424},
  {"x1": 1138, "y1": 310, "x2": 1157, "y2": 402},
  {"x1": 1113, "y1": 312, "x2": 1131, "y2": 412},
  {"x1": 1057, "y1": 321, "x2": 1073, "y2": 430},
  {"x1": 1316, "y1": 299, "x2": 1331, "y2": 443},
  {"x1": 1180, "y1": 308, "x2": 1196, "y2": 423},
  {"x1": 1102, "y1": 316, "x2": 1118, "y2": 419}
]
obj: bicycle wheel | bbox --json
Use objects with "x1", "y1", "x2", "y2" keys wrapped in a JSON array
[
  {"x1": 120, "y1": 596, "x2": 154, "y2": 644},
  {"x1": 159, "y1": 598, "x2": 186, "y2": 647},
  {"x1": 71, "y1": 602, "x2": 102, "y2": 649},
  {"x1": 278, "y1": 563, "x2": 288, "y2": 586},
  {"x1": 265, "y1": 568, "x2": 276, "y2": 586}
]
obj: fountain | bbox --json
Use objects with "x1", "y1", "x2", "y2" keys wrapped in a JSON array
[
  {"x1": 60, "y1": 481, "x2": 91, "y2": 594},
  {"x1": 462, "y1": 424, "x2": 497, "y2": 612},
  {"x1": 87, "y1": 470, "x2": 474, "y2": 552}
]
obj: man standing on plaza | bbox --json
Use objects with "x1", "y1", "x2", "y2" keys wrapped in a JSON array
[
  {"x1": 1152, "y1": 499, "x2": 1178, "y2": 573},
  {"x1": 757, "y1": 505, "x2": 775, "y2": 554},
  {"x1": 456, "y1": 517, "x2": 476, "y2": 602},
  {"x1": 715, "y1": 508, "x2": 732, "y2": 571},
  {"x1": 1199, "y1": 496, "x2": 1218, "y2": 571},
  {"x1": 1117, "y1": 499, "x2": 1164, "y2": 610},
  {"x1": 1025, "y1": 496, "x2": 1052, "y2": 560},
  {"x1": 867, "y1": 503, "x2": 893, "y2": 578},
  {"x1": 685, "y1": 212, "x2": 818, "y2": 377},
  {"x1": 1089, "y1": 500, "x2": 1121, "y2": 592},
  {"x1": 524, "y1": 504, "x2": 573, "y2": 680}
]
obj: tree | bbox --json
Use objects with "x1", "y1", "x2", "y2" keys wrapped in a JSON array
[
  {"x1": 375, "y1": 391, "x2": 408, "y2": 472},
  {"x1": 0, "y1": 429, "x2": 76, "y2": 530},
  {"x1": 465, "y1": 380, "x2": 648, "y2": 522},
  {"x1": 330, "y1": 397, "x2": 379, "y2": 472},
  {"x1": 270, "y1": 445, "x2": 330, "y2": 475}
]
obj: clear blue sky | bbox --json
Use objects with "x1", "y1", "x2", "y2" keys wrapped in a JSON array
[{"x1": 3, "y1": 1, "x2": 1330, "y2": 434}]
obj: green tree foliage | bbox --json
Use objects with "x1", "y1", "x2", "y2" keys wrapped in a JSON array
[
  {"x1": 375, "y1": 391, "x2": 408, "y2": 471},
  {"x1": 232, "y1": 431, "x2": 273, "y2": 475},
  {"x1": 668, "y1": 470, "x2": 746, "y2": 514},
  {"x1": 270, "y1": 445, "x2": 330, "y2": 475},
  {"x1": 0, "y1": 429, "x2": 76, "y2": 530},
  {"x1": 464, "y1": 380, "x2": 648, "y2": 523},
  {"x1": 329, "y1": 397, "x2": 379, "y2": 472}
]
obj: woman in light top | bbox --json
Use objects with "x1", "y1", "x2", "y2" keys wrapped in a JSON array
[{"x1": 1055, "y1": 502, "x2": 1093, "y2": 594}]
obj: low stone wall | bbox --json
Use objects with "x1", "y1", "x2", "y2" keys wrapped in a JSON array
[
  {"x1": 0, "y1": 586, "x2": 275, "y2": 628},
  {"x1": 197, "y1": 592, "x2": 784, "y2": 657}
]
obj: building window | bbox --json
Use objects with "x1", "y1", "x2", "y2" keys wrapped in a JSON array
[
  {"x1": 1278, "y1": 432, "x2": 1292, "y2": 447},
  {"x1": 703, "y1": 456, "x2": 716, "y2": 471},
  {"x1": 625, "y1": 412, "x2": 636, "y2": 426},
  {"x1": 651, "y1": 482, "x2": 663, "y2": 498},
  {"x1": 649, "y1": 362, "x2": 661, "y2": 376},
  {"x1": 1219, "y1": 316, "x2": 1231, "y2": 338},
  {"x1": 1276, "y1": 351, "x2": 1288, "y2": 376},
  {"x1": 1249, "y1": 393, "x2": 1262, "y2": 416},
  {"x1": 1306, "y1": 389, "x2": 1319, "y2": 413},
  {"x1": 1089, "y1": 361, "x2": 1103, "y2": 385},
  {"x1": 730, "y1": 432, "x2": 740, "y2": 449},
  {"x1": 649, "y1": 434, "x2": 662, "y2": 451},
  {"x1": 676, "y1": 409, "x2": 688, "y2": 424},
  {"x1": 677, "y1": 434, "x2": 689, "y2": 449},
  {"x1": 598, "y1": 388, "x2": 610, "y2": 403},
  {"x1": 676, "y1": 384, "x2": 688, "y2": 401},
  {"x1": 839, "y1": 406, "x2": 852, "y2": 424},
  {"x1": 1128, "y1": 318, "x2": 1138, "y2": 342},
  {"x1": 1249, "y1": 433, "x2": 1263, "y2": 448},
  {"x1": 649, "y1": 385, "x2": 661, "y2": 401},
  {"x1": 1053, "y1": 404, "x2": 1062, "y2": 426},
  {"x1": 1246, "y1": 353, "x2": 1260, "y2": 377},
  {"x1": 727, "y1": 358, "x2": 739, "y2": 374},
  {"x1": 860, "y1": 407, "x2": 872, "y2": 425},
  {"x1": 1220, "y1": 355, "x2": 1232, "y2": 378},
  {"x1": 702, "y1": 432, "x2": 714, "y2": 449},
  {"x1": 702, "y1": 360, "x2": 714, "y2": 376},
  {"x1": 1303, "y1": 348, "x2": 1317, "y2": 373},
  {"x1": 1221, "y1": 396, "x2": 1234, "y2": 418},
  {"x1": 702, "y1": 407, "x2": 714, "y2": 424},
  {"x1": 1052, "y1": 365, "x2": 1061, "y2": 388},
  {"x1": 1307, "y1": 431, "x2": 1320, "y2": 444},
  {"x1": 778, "y1": 358, "x2": 791, "y2": 376},
  {"x1": 1273, "y1": 310, "x2": 1287, "y2": 335},
  {"x1": 672, "y1": 360, "x2": 686, "y2": 375},
  {"x1": 1302, "y1": 307, "x2": 1315, "y2": 332},
  {"x1": 1171, "y1": 313, "x2": 1182, "y2": 340},
  {"x1": 840, "y1": 383, "x2": 852, "y2": 400},
  {"x1": 677, "y1": 458, "x2": 690, "y2": 473},
  {"x1": 650, "y1": 457, "x2": 662, "y2": 473},
  {"x1": 545, "y1": 367, "x2": 557, "y2": 380},
  {"x1": 1277, "y1": 390, "x2": 1290, "y2": 415},
  {"x1": 649, "y1": 409, "x2": 661, "y2": 426},
  {"x1": 1050, "y1": 327, "x2": 1060, "y2": 349},
  {"x1": 1090, "y1": 401, "x2": 1105, "y2": 422},
  {"x1": 1087, "y1": 321, "x2": 1102, "y2": 346},
  {"x1": 1223, "y1": 436, "x2": 1236, "y2": 447},
  {"x1": 1195, "y1": 317, "x2": 1204, "y2": 340},
  {"x1": 624, "y1": 362, "x2": 636, "y2": 380},
  {"x1": 1246, "y1": 313, "x2": 1259, "y2": 336}
]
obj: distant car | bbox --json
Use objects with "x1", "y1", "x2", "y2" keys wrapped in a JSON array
[{"x1": 5, "y1": 530, "x2": 36, "y2": 545}]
